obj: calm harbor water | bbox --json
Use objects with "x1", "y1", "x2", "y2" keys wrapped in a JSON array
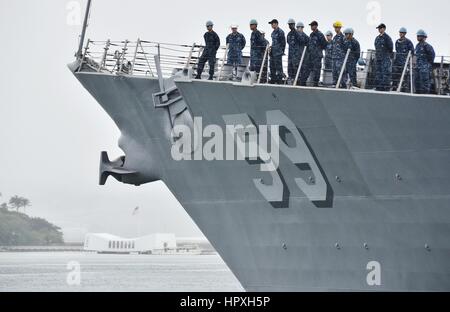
[{"x1": 0, "y1": 252, "x2": 244, "y2": 292}]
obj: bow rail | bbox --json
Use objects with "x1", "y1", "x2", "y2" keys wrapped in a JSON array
[{"x1": 77, "y1": 38, "x2": 450, "y2": 95}]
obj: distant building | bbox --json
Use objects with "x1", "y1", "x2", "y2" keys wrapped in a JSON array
[{"x1": 84, "y1": 233, "x2": 177, "y2": 254}]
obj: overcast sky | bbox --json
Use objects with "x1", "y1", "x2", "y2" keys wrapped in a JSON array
[{"x1": 0, "y1": 0, "x2": 449, "y2": 242}]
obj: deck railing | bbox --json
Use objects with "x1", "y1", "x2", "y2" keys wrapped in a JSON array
[{"x1": 78, "y1": 39, "x2": 450, "y2": 95}]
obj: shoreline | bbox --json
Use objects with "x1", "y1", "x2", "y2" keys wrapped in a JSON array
[
  {"x1": 0, "y1": 245, "x2": 84, "y2": 252},
  {"x1": 0, "y1": 246, "x2": 217, "y2": 255}
]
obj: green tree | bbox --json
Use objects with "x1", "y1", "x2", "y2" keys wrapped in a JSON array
[
  {"x1": 8, "y1": 196, "x2": 31, "y2": 213},
  {"x1": 21, "y1": 198, "x2": 31, "y2": 213},
  {"x1": 0, "y1": 209, "x2": 64, "y2": 246},
  {"x1": 9, "y1": 195, "x2": 21, "y2": 212}
]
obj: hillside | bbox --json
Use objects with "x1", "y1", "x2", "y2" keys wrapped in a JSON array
[{"x1": 0, "y1": 208, "x2": 64, "y2": 246}]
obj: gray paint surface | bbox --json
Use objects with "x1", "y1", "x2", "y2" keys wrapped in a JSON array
[{"x1": 70, "y1": 62, "x2": 450, "y2": 291}]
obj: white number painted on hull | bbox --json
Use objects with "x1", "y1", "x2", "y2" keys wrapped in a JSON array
[{"x1": 223, "y1": 110, "x2": 328, "y2": 204}]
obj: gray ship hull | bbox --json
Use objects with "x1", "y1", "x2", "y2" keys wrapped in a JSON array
[{"x1": 71, "y1": 64, "x2": 450, "y2": 291}]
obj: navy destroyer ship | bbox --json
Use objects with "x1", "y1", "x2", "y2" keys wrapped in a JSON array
[{"x1": 69, "y1": 1, "x2": 450, "y2": 291}]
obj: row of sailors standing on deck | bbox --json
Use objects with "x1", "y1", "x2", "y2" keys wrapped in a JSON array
[
  {"x1": 374, "y1": 23, "x2": 435, "y2": 94},
  {"x1": 195, "y1": 19, "x2": 436, "y2": 94}
]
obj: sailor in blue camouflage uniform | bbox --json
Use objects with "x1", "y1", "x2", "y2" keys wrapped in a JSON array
[
  {"x1": 392, "y1": 27, "x2": 415, "y2": 91},
  {"x1": 226, "y1": 24, "x2": 246, "y2": 68},
  {"x1": 305, "y1": 21, "x2": 327, "y2": 87},
  {"x1": 331, "y1": 21, "x2": 346, "y2": 88},
  {"x1": 414, "y1": 29, "x2": 436, "y2": 94},
  {"x1": 196, "y1": 20, "x2": 221, "y2": 80},
  {"x1": 286, "y1": 18, "x2": 300, "y2": 83},
  {"x1": 324, "y1": 30, "x2": 333, "y2": 71},
  {"x1": 296, "y1": 22, "x2": 311, "y2": 86},
  {"x1": 374, "y1": 23, "x2": 394, "y2": 91},
  {"x1": 286, "y1": 19, "x2": 309, "y2": 84},
  {"x1": 249, "y1": 19, "x2": 267, "y2": 76},
  {"x1": 269, "y1": 19, "x2": 286, "y2": 84},
  {"x1": 343, "y1": 28, "x2": 361, "y2": 88}
]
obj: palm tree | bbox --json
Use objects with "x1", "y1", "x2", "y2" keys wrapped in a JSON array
[
  {"x1": 8, "y1": 196, "x2": 31, "y2": 213},
  {"x1": 9, "y1": 196, "x2": 21, "y2": 212},
  {"x1": 21, "y1": 198, "x2": 31, "y2": 214}
]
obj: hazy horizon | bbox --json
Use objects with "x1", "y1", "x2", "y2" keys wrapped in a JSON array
[{"x1": 1, "y1": 0, "x2": 449, "y2": 242}]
